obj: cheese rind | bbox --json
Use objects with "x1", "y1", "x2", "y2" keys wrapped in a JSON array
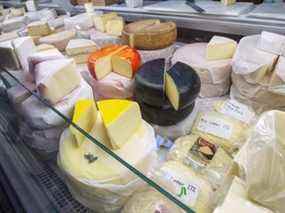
[
  {"x1": 165, "y1": 62, "x2": 201, "y2": 110},
  {"x1": 70, "y1": 99, "x2": 98, "y2": 147},
  {"x1": 35, "y1": 59, "x2": 81, "y2": 104},
  {"x1": 258, "y1": 31, "x2": 285, "y2": 55},
  {"x1": 206, "y1": 36, "x2": 237, "y2": 60},
  {"x1": 97, "y1": 99, "x2": 142, "y2": 149}
]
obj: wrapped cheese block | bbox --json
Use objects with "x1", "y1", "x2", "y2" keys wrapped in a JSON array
[
  {"x1": 36, "y1": 44, "x2": 56, "y2": 52},
  {"x1": 48, "y1": 15, "x2": 68, "y2": 30},
  {"x1": 90, "y1": 29, "x2": 123, "y2": 48},
  {"x1": 92, "y1": 72, "x2": 134, "y2": 100},
  {"x1": 123, "y1": 19, "x2": 177, "y2": 50},
  {"x1": 2, "y1": 16, "x2": 28, "y2": 33},
  {"x1": 38, "y1": 9, "x2": 57, "y2": 22},
  {"x1": 64, "y1": 13, "x2": 93, "y2": 31},
  {"x1": 138, "y1": 44, "x2": 175, "y2": 64},
  {"x1": 27, "y1": 21, "x2": 52, "y2": 37},
  {"x1": 240, "y1": 110, "x2": 285, "y2": 213},
  {"x1": 88, "y1": 45, "x2": 141, "y2": 80},
  {"x1": 20, "y1": 79, "x2": 93, "y2": 129},
  {"x1": 232, "y1": 35, "x2": 278, "y2": 85},
  {"x1": 172, "y1": 42, "x2": 232, "y2": 97},
  {"x1": 168, "y1": 134, "x2": 238, "y2": 190},
  {"x1": 0, "y1": 40, "x2": 20, "y2": 70},
  {"x1": 39, "y1": 30, "x2": 76, "y2": 51},
  {"x1": 58, "y1": 119, "x2": 158, "y2": 212},
  {"x1": 258, "y1": 31, "x2": 285, "y2": 56},
  {"x1": 152, "y1": 161, "x2": 214, "y2": 213},
  {"x1": 0, "y1": 30, "x2": 19, "y2": 42},
  {"x1": 122, "y1": 189, "x2": 182, "y2": 213},
  {"x1": 10, "y1": 7, "x2": 25, "y2": 17},
  {"x1": 268, "y1": 56, "x2": 285, "y2": 95}
]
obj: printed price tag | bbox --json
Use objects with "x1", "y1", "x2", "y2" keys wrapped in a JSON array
[
  {"x1": 197, "y1": 115, "x2": 233, "y2": 139},
  {"x1": 219, "y1": 100, "x2": 254, "y2": 124}
]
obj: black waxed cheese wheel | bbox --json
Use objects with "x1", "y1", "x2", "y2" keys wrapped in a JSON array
[
  {"x1": 165, "y1": 62, "x2": 201, "y2": 110},
  {"x1": 137, "y1": 100, "x2": 195, "y2": 126},
  {"x1": 134, "y1": 58, "x2": 169, "y2": 107}
]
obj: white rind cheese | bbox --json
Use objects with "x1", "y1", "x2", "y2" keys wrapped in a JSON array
[
  {"x1": 258, "y1": 31, "x2": 285, "y2": 55},
  {"x1": 64, "y1": 13, "x2": 94, "y2": 31}
]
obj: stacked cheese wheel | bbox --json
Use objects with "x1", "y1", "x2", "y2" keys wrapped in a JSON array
[
  {"x1": 87, "y1": 45, "x2": 141, "y2": 99},
  {"x1": 134, "y1": 59, "x2": 201, "y2": 126},
  {"x1": 59, "y1": 99, "x2": 158, "y2": 211},
  {"x1": 231, "y1": 32, "x2": 285, "y2": 113},
  {"x1": 172, "y1": 36, "x2": 236, "y2": 98}
]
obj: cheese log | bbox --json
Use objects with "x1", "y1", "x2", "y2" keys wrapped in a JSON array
[
  {"x1": 27, "y1": 21, "x2": 52, "y2": 37},
  {"x1": 13, "y1": 37, "x2": 36, "y2": 72},
  {"x1": 87, "y1": 45, "x2": 127, "y2": 80},
  {"x1": 106, "y1": 16, "x2": 124, "y2": 36},
  {"x1": 134, "y1": 58, "x2": 166, "y2": 107},
  {"x1": 153, "y1": 161, "x2": 213, "y2": 213},
  {"x1": 70, "y1": 99, "x2": 98, "y2": 147},
  {"x1": 97, "y1": 99, "x2": 142, "y2": 149},
  {"x1": 192, "y1": 111, "x2": 246, "y2": 154},
  {"x1": 0, "y1": 31, "x2": 19, "y2": 43},
  {"x1": 258, "y1": 31, "x2": 285, "y2": 55},
  {"x1": 39, "y1": 30, "x2": 76, "y2": 51},
  {"x1": 2, "y1": 16, "x2": 27, "y2": 33},
  {"x1": 66, "y1": 39, "x2": 97, "y2": 56},
  {"x1": 214, "y1": 178, "x2": 273, "y2": 213},
  {"x1": 137, "y1": 100, "x2": 195, "y2": 126},
  {"x1": 172, "y1": 43, "x2": 232, "y2": 84},
  {"x1": 111, "y1": 47, "x2": 141, "y2": 79},
  {"x1": 36, "y1": 44, "x2": 56, "y2": 52},
  {"x1": 35, "y1": 59, "x2": 81, "y2": 104},
  {"x1": 64, "y1": 13, "x2": 94, "y2": 31},
  {"x1": 123, "y1": 21, "x2": 177, "y2": 50},
  {"x1": 232, "y1": 35, "x2": 278, "y2": 84},
  {"x1": 93, "y1": 12, "x2": 118, "y2": 32},
  {"x1": 165, "y1": 62, "x2": 201, "y2": 110},
  {"x1": 90, "y1": 29, "x2": 123, "y2": 48},
  {"x1": 206, "y1": 36, "x2": 237, "y2": 60},
  {"x1": 0, "y1": 41, "x2": 20, "y2": 70}
]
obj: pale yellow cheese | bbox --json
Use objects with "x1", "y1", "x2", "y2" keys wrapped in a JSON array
[
  {"x1": 70, "y1": 99, "x2": 98, "y2": 147},
  {"x1": 97, "y1": 99, "x2": 142, "y2": 149},
  {"x1": 106, "y1": 17, "x2": 124, "y2": 36},
  {"x1": 165, "y1": 72, "x2": 179, "y2": 110},
  {"x1": 111, "y1": 54, "x2": 133, "y2": 79},
  {"x1": 66, "y1": 39, "x2": 97, "y2": 56},
  {"x1": 93, "y1": 12, "x2": 118, "y2": 32},
  {"x1": 27, "y1": 21, "x2": 52, "y2": 37},
  {"x1": 72, "y1": 54, "x2": 89, "y2": 64},
  {"x1": 221, "y1": 0, "x2": 236, "y2": 6},
  {"x1": 206, "y1": 36, "x2": 237, "y2": 60}
]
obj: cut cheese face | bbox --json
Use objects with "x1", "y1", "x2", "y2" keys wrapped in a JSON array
[
  {"x1": 106, "y1": 17, "x2": 124, "y2": 36},
  {"x1": 27, "y1": 21, "x2": 52, "y2": 37},
  {"x1": 95, "y1": 55, "x2": 113, "y2": 79},
  {"x1": 165, "y1": 72, "x2": 179, "y2": 110},
  {"x1": 206, "y1": 36, "x2": 237, "y2": 60},
  {"x1": 35, "y1": 59, "x2": 81, "y2": 104},
  {"x1": 66, "y1": 39, "x2": 97, "y2": 56},
  {"x1": 93, "y1": 12, "x2": 118, "y2": 32},
  {"x1": 97, "y1": 99, "x2": 142, "y2": 149},
  {"x1": 70, "y1": 99, "x2": 98, "y2": 147}
]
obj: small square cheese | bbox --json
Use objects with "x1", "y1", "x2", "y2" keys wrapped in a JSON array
[
  {"x1": 35, "y1": 58, "x2": 81, "y2": 104},
  {"x1": 206, "y1": 36, "x2": 237, "y2": 60}
]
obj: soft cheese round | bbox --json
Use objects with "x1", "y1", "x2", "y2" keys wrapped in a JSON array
[{"x1": 172, "y1": 43, "x2": 232, "y2": 84}]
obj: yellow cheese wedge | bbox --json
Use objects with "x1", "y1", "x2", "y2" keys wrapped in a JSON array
[
  {"x1": 165, "y1": 72, "x2": 179, "y2": 110},
  {"x1": 106, "y1": 17, "x2": 124, "y2": 36},
  {"x1": 93, "y1": 12, "x2": 118, "y2": 32},
  {"x1": 206, "y1": 36, "x2": 237, "y2": 60},
  {"x1": 97, "y1": 99, "x2": 142, "y2": 149},
  {"x1": 70, "y1": 99, "x2": 98, "y2": 147}
]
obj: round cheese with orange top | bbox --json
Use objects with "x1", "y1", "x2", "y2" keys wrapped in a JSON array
[{"x1": 88, "y1": 45, "x2": 141, "y2": 80}]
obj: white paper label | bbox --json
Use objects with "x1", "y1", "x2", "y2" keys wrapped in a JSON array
[
  {"x1": 219, "y1": 100, "x2": 254, "y2": 124},
  {"x1": 197, "y1": 115, "x2": 233, "y2": 139}
]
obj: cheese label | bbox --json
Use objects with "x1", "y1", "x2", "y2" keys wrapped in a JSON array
[
  {"x1": 197, "y1": 116, "x2": 233, "y2": 139},
  {"x1": 219, "y1": 100, "x2": 254, "y2": 124},
  {"x1": 185, "y1": 137, "x2": 218, "y2": 169}
]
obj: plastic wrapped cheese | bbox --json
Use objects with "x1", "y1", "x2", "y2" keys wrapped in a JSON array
[
  {"x1": 138, "y1": 45, "x2": 175, "y2": 64},
  {"x1": 241, "y1": 110, "x2": 285, "y2": 213},
  {"x1": 232, "y1": 35, "x2": 278, "y2": 85},
  {"x1": 2, "y1": 16, "x2": 28, "y2": 33},
  {"x1": 90, "y1": 29, "x2": 123, "y2": 48},
  {"x1": 92, "y1": 72, "x2": 134, "y2": 100},
  {"x1": 200, "y1": 80, "x2": 230, "y2": 98},
  {"x1": 168, "y1": 134, "x2": 238, "y2": 190},
  {"x1": 192, "y1": 111, "x2": 247, "y2": 154},
  {"x1": 268, "y1": 55, "x2": 285, "y2": 95},
  {"x1": 152, "y1": 161, "x2": 214, "y2": 213},
  {"x1": 20, "y1": 79, "x2": 93, "y2": 129},
  {"x1": 172, "y1": 43, "x2": 232, "y2": 84},
  {"x1": 122, "y1": 189, "x2": 182, "y2": 213},
  {"x1": 58, "y1": 121, "x2": 158, "y2": 212},
  {"x1": 64, "y1": 13, "x2": 93, "y2": 31}
]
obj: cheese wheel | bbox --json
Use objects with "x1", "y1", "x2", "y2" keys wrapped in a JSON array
[
  {"x1": 138, "y1": 100, "x2": 195, "y2": 126},
  {"x1": 172, "y1": 43, "x2": 232, "y2": 84},
  {"x1": 123, "y1": 20, "x2": 177, "y2": 50}
]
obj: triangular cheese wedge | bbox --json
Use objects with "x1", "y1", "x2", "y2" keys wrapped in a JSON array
[
  {"x1": 70, "y1": 99, "x2": 98, "y2": 147},
  {"x1": 97, "y1": 99, "x2": 142, "y2": 149},
  {"x1": 206, "y1": 36, "x2": 237, "y2": 60}
]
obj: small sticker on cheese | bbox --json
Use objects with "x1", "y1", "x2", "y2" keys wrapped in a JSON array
[
  {"x1": 219, "y1": 100, "x2": 254, "y2": 124},
  {"x1": 197, "y1": 116, "x2": 233, "y2": 140}
]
